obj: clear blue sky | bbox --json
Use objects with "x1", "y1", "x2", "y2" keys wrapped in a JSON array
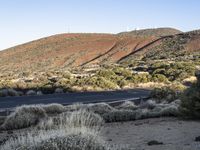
[{"x1": 0, "y1": 0, "x2": 200, "y2": 50}]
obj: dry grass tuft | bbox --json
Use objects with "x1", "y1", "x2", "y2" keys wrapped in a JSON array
[
  {"x1": 42, "y1": 103, "x2": 66, "y2": 114},
  {"x1": 1, "y1": 128, "x2": 109, "y2": 150},
  {"x1": 115, "y1": 101, "x2": 138, "y2": 111},
  {"x1": 2, "y1": 105, "x2": 47, "y2": 130},
  {"x1": 87, "y1": 103, "x2": 115, "y2": 115}
]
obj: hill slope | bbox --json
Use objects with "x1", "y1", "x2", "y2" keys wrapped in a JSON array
[{"x1": 0, "y1": 28, "x2": 200, "y2": 73}]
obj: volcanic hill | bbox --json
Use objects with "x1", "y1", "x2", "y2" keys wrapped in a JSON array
[{"x1": 1, "y1": 27, "x2": 200, "y2": 73}]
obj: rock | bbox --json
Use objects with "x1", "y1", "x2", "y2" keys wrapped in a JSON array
[
  {"x1": 147, "y1": 140, "x2": 163, "y2": 146},
  {"x1": 26, "y1": 90, "x2": 36, "y2": 96},
  {"x1": 195, "y1": 136, "x2": 200, "y2": 142},
  {"x1": 55, "y1": 88, "x2": 64, "y2": 93}
]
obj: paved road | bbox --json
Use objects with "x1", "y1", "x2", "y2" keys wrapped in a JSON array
[{"x1": 0, "y1": 89, "x2": 150, "y2": 109}]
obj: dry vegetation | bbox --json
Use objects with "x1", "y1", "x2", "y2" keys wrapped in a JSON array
[
  {"x1": 1, "y1": 79, "x2": 200, "y2": 149},
  {"x1": 0, "y1": 29, "x2": 200, "y2": 96}
]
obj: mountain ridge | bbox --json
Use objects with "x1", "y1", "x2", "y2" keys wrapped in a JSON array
[{"x1": 0, "y1": 28, "x2": 199, "y2": 73}]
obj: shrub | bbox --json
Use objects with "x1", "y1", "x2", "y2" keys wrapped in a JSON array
[
  {"x1": 152, "y1": 74, "x2": 168, "y2": 83},
  {"x1": 160, "y1": 105, "x2": 179, "y2": 116},
  {"x1": 0, "y1": 89, "x2": 8, "y2": 97},
  {"x1": 65, "y1": 103, "x2": 87, "y2": 112},
  {"x1": 63, "y1": 109, "x2": 104, "y2": 130},
  {"x1": 38, "y1": 109, "x2": 104, "y2": 131},
  {"x1": 150, "y1": 87, "x2": 178, "y2": 103},
  {"x1": 180, "y1": 84, "x2": 200, "y2": 119},
  {"x1": 115, "y1": 101, "x2": 138, "y2": 111},
  {"x1": 97, "y1": 69, "x2": 116, "y2": 80},
  {"x1": 0, "y1": 89, "x2": 20, "y2": 97},
  {"x1": 1, "y1": 129, "x2": 109, "y2": 150},
  {"x1": 130, "y1": 73, "x2": 151, "y2": 84},
  {"x1": 102, "y1": 110, "x2": 136, "y2": 123},
  {"x1": 87, "y1": 103, "x2": 115, "y2": 115},
  {"x1": 139, "y1": 100, "x2": 156, "y2": 109},
  {"x1": 2, "y1": 105, "x2": 47, "y2": 130},
  {"x1": 42, "y1": 103, "x2": 66, "y2": 114},
  {"x1": 82, "y1": 76, "x2": 119, "y2": 90},
  {"x1": 26, "y1": 90, "x2": 37, "y2": 96},
  {"x1": 112, "y1": 67, "x2": 132, "y2": 78}
]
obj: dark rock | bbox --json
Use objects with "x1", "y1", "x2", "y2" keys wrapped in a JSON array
[
  {"x1": 147, "y1": 140, "x2": 164, "y2": 146},
  {"x1": 195, "y1": 136, "x2": 200, "y2": 142}
]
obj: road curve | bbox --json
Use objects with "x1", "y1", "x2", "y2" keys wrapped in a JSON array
[{"x1": 0, "y1": 89, "x2": 151, "y2": 109}]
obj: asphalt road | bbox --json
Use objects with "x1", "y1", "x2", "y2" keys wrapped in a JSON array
[{"x1": 0, "y1": 89, "x2": 150, "y2": 109}]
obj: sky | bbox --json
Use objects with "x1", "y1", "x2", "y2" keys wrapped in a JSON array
[{"x1": 0, "y1": 0, "x2": 200, "y2": 50}]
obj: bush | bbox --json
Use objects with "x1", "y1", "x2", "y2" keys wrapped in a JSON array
[
  {"x1": 160, "y1": 105, "x2": 179, "y2": 116},
  {"x1": 1, "y1": 129, "x2": 109, "y2": 150},
  {"x1": 0, "y1": 89, "x2": 19, "y2": 97},
  {"x1": 130, "y1": 73, "x2": 151, "y2": 84},
  {"x1": 80, "y1": 76, "x2": 119, "y2": 90},
  {"x1": 102, "y1": 110, "x2": 136, "y2": 123},
  {"x1": 0, "y1": 89, "x2": 8, "y2": 97},
  {"x1": 87, "y1": 103, "x2": 115, "y2": 115},
  {"x1": 42, "y1": 103, "x2": 66, "y2": 114},
  {"x1": 63, "y1": 109, "x2": 104, "y2": 130},
  {"x1": 115, "y1": 101, "x2": 138, "y2": 111},
  {"x1": 150, "y1": 87, "x2": 178, "y2": 103},
  {"x1": 1, "y1": 109, "x2": 115, "y2": 150},
  {"x1": 180, "y1": 83, "x2": 200, "y2": 119},
  {"x1": 38, "y1": 109, "x2": 104, "y2": 131},
  {"x1": 2, "y1": 105, "x2": 47, "y2": 130},
  {"x1": 112, "y1": 67, "x2": 132, "y2": 78},
  {"x1": 152, "y1": 74, "x2": 168, "y2": 83}
]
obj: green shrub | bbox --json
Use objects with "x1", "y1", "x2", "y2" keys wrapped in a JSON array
[
  {"x1": 112, "y1": 67, "x2": 132, "y2": 78},
  {"x1": 150, "y1": 61, "x2": 196, "y2": 81},
  {"x1": 180, "y1": 76, "x2": 200, "y2": 119},
  {"x1": 150, "y1": 87, "x2": 178, "y2": 103},
  {"x1": 130, "y1": 73, "x2": 151, "y2": 84},
  {"x1": 79, "y1": 76, "x2": 119, "y2": 90},
  {"x1": 97, "y1": 69, "x2": 116, "y2": 80},
  {"x1": 152, "y1": 74, "x2": 168, "y2": 83}
]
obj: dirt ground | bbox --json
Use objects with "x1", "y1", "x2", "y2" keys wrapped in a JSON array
[
  {"x1": 0, "y1": 117, "x2": 200, "y2": 150},
  {"x1": 101, "y1": 117, "x2": 200, "y2": 150}
]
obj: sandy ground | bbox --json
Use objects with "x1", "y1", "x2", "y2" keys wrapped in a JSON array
[{"x1": 101, "y1": 117, "x2": 200, "y2": 150}]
